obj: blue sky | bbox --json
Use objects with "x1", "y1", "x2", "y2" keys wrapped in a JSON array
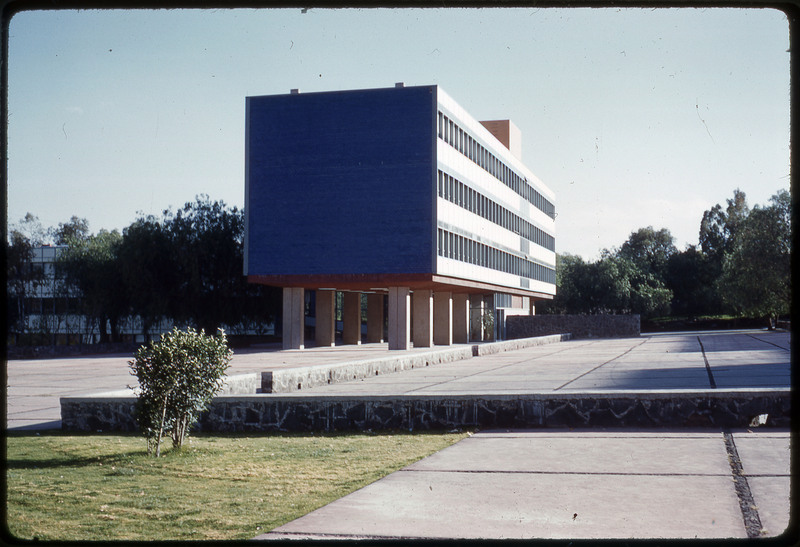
[{"x1": 6, "y1": 7, "x2": 790, "y2": 259}]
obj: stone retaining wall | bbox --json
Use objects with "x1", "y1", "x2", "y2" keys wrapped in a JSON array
[
  {"x1": 263, "y1": 334, "x2": 569, "y2": 393},
  {"x1": 62, "y1": 390, "x2": 790, "y2": 432},
  {"x1": 507, "y1": 314, "x2": 640, "y2": 339},
  {"x1": 264, "y1": 347, "x2": 473, "y2": 393}
]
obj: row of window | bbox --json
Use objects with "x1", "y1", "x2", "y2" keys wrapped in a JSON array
[
  {"x1": 21, "y1": 297, "x2": 81, "y2": 316},
  {"x1": 437, "y1": 111, "x2": 556, "y2": 218},
  {"x1": 437, "y1": 228, "x2": 556, "y2": 285},
  {"x1": 438, "y1": 170, "x2": 555, "y2": 252}
]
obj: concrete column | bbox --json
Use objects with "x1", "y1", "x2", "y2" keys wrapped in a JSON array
[
  {"x1": 452, "y1": 293, "x2": 470, "y2": 344},
  {"x1": 342, "y1": 292, "x2": 362, "y2": 345},
  {"x1": 388, "y1": 287, "x2": 410, "y2": 350},
  {"x1": 282, "y1": 287, "x2": 305, "y2": 350},
  {"x1": 412, "y1": 289, "x2": 433, "y2": 348},
  {"x1": 433, "y1": 291, "x2": 453, "y2": 346},
  {"x1": 367, "y1": 293, "x2": 384, "y2": 343},
  {"x1": 315, "y1": 289, "x2": 336, "y2": 347}
]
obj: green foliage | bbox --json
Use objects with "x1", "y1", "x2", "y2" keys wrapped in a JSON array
[
  {"x1": 130, "y1": 327, "x2": 233, "y2": 456},
  {"x1": 6, "y1": 215, "x2": 54, "y2": 339},
  {"x1": 540, "y1": 253, "x2": 671, "y2": 318},
  {"x1": 10, "y1": 197, "x2": 281, "y2": 347},
  {"x1": 58, "y1": 229, "x2": 126, "y2": 343},
  {"x1": 52, "y1": 216, "x2": 91, "y2": 245},
  {"x1": 718, "y1": 189, "x2": 791, "y2": 326},
  {"x1": 116, "y1": 196, "x2": 280, "y2": 338},
  {"x1": 617, "y1": 226, "x2": 677, "y2": 283},
  {"x1": 698, "y1": 188, "x2": 749, "y2": 272},
  {"x1": 166, "y1": 195, "x2": 248, "y2": 333},
  {"x1": 117, "y1": 215, "x2": 179, "y2": 339},
  {"x1": 665, "y1": 245, "x2": 722, "y2": 317}
]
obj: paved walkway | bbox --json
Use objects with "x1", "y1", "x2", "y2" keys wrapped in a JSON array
[
  {"x1": 5, "y1": 330, "x2": 790, "y2": 429},
  {"x1": 4, "y1": 330, "x2": 793, "y2": 539},
  {"x1": 281, "y1": 330, "x2": 790, "y2": 396},
  {"x1": 248, "y1": 330, "x2": 792, "y2": 539},
  {"x1": 260, "y1": 428, "x2": 791, "y2": 540},
  {"x1": 5, "y1": 342, "x2": 470, "y2": 430}
]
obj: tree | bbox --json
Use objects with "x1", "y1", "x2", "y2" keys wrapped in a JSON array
[
  {"x1": 665, "y1": 245, "x2": 722, "y2": 317},
  {"x1": 58, "y1": 229, "x2": 126, "y2": 343},
  {"x1": 5, "y1": 228, "x2": 45, "y2": 340},
  {"x1": 52, "y1": 216, "x2": 90, "y2": 245},
  {"x1": 612, "y1": 255, "x2": 672, "y2": 318},
  {"x1": 166, "y1": 196, "x2": 246, "y2": 333},
  {"x1": 617, "y1": 226, "x2": 677, "y2": 283},
  {"x1": 699, "y1": 188, "x2": 749, "y2": 271},
  {"x1": 718, "y1": 189, "x2": 790, "y2": 327},
  {"x1": 10, "y1": 212, "x2": 49, "y2": 247},
  {"x1": 130, "y1": 327, "x2": 232, "y2": 456},
  {"x1": 539, "y1": 252, "x2": 671, "y2": 318},
  {"x1": 537, "y1": 253, "x2": 585, "y2": 314},
  {"x1": 117, "y1": 215, "x2": 179, "y2": 341}
]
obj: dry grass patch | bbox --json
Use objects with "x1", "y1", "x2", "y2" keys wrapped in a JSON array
[{"x1": 5, "y1": 430, "x2": 468, "y2": 541}]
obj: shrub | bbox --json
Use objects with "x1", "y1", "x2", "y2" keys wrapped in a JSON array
[{"x1": 129, "y1": 327, "x2": 232, "y2": 456}]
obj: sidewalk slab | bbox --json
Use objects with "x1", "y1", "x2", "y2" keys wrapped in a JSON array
[
  {"x1": 260, "y1": 430, "x2": 750, "y2": 540},
  {"x1": 731, "y1": 430, "x2": 792, "y2": 537}
]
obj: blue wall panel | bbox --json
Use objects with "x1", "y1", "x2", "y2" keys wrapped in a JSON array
[{"x1": 246, "y1": 86, "x2": 436, "y2": 276}]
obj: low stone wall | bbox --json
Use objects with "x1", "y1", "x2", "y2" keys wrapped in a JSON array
[
  {"x1": 220, "y1": 373, "x2": 260, "y2": 395},
  {"x1": 262, "y1": 335, "x2": 570, "y2": 393},
  {"x1": 264, "y1": 347, "x2": 473, "y2": 393},
  {"x1": 472, "y1": 334, "x2": 570, "y2": 356},
  {"x1": 62, "y1": 389, "x2": 791, "y2": 432},
  {"x1": 507, "y1": 314, "x2": 640, "y2": 339},
  {"x1": 61, "y1": 335, "x2": 569, "y2": 430}
]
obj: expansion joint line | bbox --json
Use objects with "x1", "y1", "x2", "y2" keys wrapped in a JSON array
[
  {"x1": 404, "y1": 346, "x2": 576, "y2": 394},
  {"x1": 746, "y1": 333, "x2": 790, "y2": 351},
  {"x1": 553, "y1": 338, "x2": 648, "y2": 391},
  {"x1": 696, "y1": 337, "x2": 717, "y2": 388},
  {"x1": 723, "y1": 431, "x2": 765, "y2": 538}
]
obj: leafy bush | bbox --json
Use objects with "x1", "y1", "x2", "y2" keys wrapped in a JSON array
[{"x1": 129, "y1": 327, "x2": 232, "y2": 456}]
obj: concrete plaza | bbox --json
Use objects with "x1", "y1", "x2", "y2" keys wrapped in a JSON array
[
  {"x1": 261, "y1": 428, "x2": 791, "y2": 540},
  {"x1": 4, "y1": 329, "x2": 793, "y2": 539},
  {"x1": 6, "y1": 329, "x2": 790, "y2": 430}
]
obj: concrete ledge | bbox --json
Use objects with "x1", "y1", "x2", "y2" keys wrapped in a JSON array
[
  {"x1": 61, "y1": 389, "x2": 790, "y2": 432},
  {"x1": 472, "y1": 333, "x2": 570, "y2": 356},
  {"x1": 263, "y1": 347, "x2": 474, "y2": 393},
  {"x1": 220, "y1": 373, "x2": 260, "y2": 395},
  {"x1": 262, "y1": 334, "x2": 569, "y2": 393}
]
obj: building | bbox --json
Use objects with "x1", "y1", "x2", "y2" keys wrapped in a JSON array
[
  {"x1": 6, "y1": 244, "x2": 174, "y2": 346},
  {"x1": 244, "y1": 84, "x2": 556, "y2": 350}
]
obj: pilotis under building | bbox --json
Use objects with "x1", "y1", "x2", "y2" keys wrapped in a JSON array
[{"x1": 245, "y1": 84, "x2": 556, "y2": 350}]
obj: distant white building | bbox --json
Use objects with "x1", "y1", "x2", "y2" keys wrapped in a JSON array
[
  {"x1": 8, "y1": 245, "x2": 173, "y2": 345},
  {"x1": 9, "y1": 245, "x2": 275, "y2": 347}
]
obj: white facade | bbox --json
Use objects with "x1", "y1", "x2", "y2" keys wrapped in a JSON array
[{"x1": 434, "y1": 88, "x2": 557, "y2": 303}]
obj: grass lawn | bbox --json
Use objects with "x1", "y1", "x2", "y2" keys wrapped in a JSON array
[{"x1": 5, "y1": 430, "x2": 468, "y2": 541}]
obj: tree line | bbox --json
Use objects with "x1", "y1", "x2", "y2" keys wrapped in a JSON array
[
  {"x1": 537, "y1": 188, "x2": 790, "y2": 327},
  {"x1": 6, "y1": 196, "x2": 280, "y2": 344},
  {"x1": 6, "y1": 188, "x2": 790, "y2": 344}
]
